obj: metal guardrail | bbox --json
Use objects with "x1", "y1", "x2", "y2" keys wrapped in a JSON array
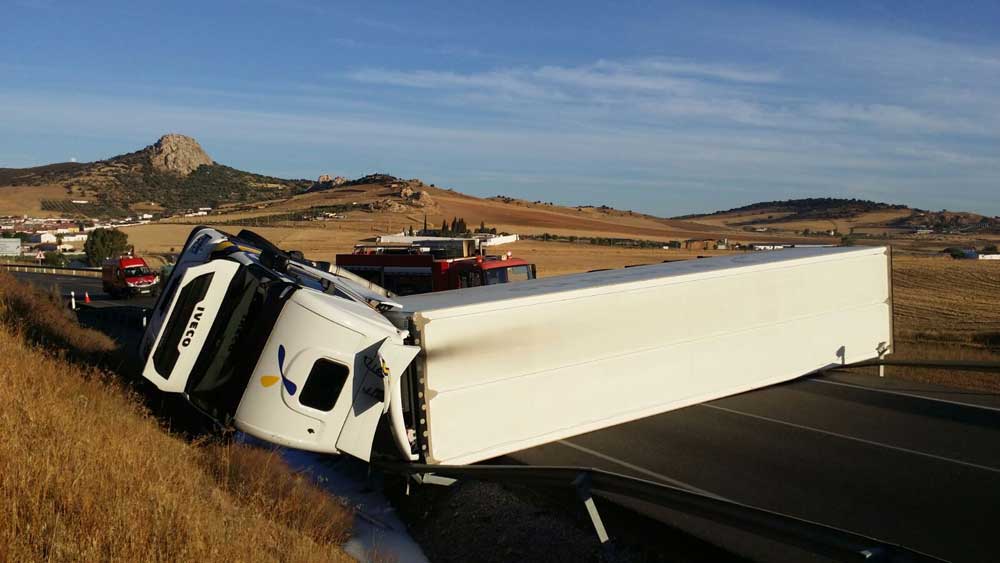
[
  {"x1": 375, "y1": 461, "x2": 947, "y2": 563},
  {"x1": 835, "y1": 357, "x2": 1000, "y2": 373},
  {"x1": 0, "y1": 262, "x2": 101, "y2": 278}
]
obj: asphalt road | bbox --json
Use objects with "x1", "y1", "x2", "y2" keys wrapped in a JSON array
[
  {"x1": 508, "y1": 371, "x2": 1000, "y2": 562},
  {"x1": 10, "y1": 271, "x2": 156, "y2": 308},
  {"x1": 12, "y1": 270, "x2": 998, "y2": 561}
]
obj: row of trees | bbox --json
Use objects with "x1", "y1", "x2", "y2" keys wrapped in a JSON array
[
  {"x1": 527, "y1": 233, "x2": 681, "y2": 249},
  {"x1": 410, "y1": 217, "x2": 498, "y2": 237}
]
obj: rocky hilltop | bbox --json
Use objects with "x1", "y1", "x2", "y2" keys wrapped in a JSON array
[
  {"x1": 146, "y1": 134, "x2": 214, "y2": 175},
  {"x1": 0, "y1": 134, "x2": 311, "y2": 216}
]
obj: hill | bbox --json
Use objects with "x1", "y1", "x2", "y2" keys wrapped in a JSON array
[
  {"x1": 680, "y1": 197, "x2": 999, "y2": 236},
  {"x1": 677, "y1": 198, "x2": 908, "y2": 223},
  {"x1": 0, "y1": 134, "x2": 311, "y2": 217},
  {"x1": 5, "y1": 137, "x2": 996, "y2": 244}
]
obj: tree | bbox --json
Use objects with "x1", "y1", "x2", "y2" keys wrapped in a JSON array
[
  {"x1": 982, "y1": 244, "x2": 998, "y2": 254},
  {"x1": 84, "y1": 228, "x2": 129, "y2": 266},
  {"x1": 441, "y1": 220, "x2": 448, "y2": 234},
  {"x1": 479, "y1": 220, "x2": 486, "y2": 233},
  {"x1": 43, "y1": 251, "x2": 67, "y2": 267}
]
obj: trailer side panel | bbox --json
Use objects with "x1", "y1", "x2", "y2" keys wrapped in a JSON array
[{"x1": 406, "y1": 247, "x2": 891, "y2": 465}]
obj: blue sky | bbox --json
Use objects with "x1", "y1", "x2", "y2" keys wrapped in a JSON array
[{"x1": 2, "y1": 1, "x2": 999, "y2": 216}]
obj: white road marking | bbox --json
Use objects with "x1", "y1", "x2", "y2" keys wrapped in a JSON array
[
  {"x1": 557, "y1": 439, "x2": 729, "y2": 500},
  {"x1": 700, "y1": 404, "x2": 1000, "y2": 475},
  {"x1": 808, "y1": 377, "x2": 1000, "y2": 414}
]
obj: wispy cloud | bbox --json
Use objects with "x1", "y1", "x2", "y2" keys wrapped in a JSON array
[
  {"x1": 347, "y1": 58, "x2": 793, "y2": 126},
  {"x1": 810, "y1": 103, "x2": 989, "y2": 135}
]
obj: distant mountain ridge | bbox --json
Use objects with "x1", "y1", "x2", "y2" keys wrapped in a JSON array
[
  {"x1": 675, "y1": 198, "x2": 907, "y2": 222},
  {"x1": 678, "y1": 197, "x2": 999, "y2": 234}
]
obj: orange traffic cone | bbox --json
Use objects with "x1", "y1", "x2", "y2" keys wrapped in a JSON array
[{"x1": 84, "y1": 291, "x2": 91, "y2": 304}]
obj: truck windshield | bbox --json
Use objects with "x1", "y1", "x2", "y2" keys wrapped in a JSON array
[
  {"x1": 124, "y1": 266, "x2": 152, "y2": 277},
  {"x1": 484, "y1": 265, "x2": 534, "y2": 285},
  {"x1": 184, "y1": 265, "x2": 294, "y2": 423}
]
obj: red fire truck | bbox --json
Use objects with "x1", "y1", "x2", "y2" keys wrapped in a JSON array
[{"x1": 335, "y1": 238, "x2": 536, "y2": 295}]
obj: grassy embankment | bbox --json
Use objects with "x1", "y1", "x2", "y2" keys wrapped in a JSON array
[{"x1": 0, "y1": 272, "x2": 353, "y2": 562}]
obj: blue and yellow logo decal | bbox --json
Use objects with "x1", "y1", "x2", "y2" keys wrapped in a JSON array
[{"x1": 260, "y1": 345, "x2": 297, "y2": 395}]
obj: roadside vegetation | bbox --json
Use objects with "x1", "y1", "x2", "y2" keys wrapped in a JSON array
[{"x1": 0, "y1": 271, "x2": 352, "y2": 562}]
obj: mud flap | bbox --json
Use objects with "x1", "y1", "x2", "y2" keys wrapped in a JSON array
[{"x1": 336, "y1": 339, "x2": 420, "y2": 461}]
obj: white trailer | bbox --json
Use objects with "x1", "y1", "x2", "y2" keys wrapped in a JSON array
[
  {"x1": 381, "y1": 246, "x2": 893, "y2": 464},
  {"x1": 141, "y1": 228, "x2": 892, "y2": 466}
]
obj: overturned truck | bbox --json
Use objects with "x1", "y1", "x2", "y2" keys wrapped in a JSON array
[{"x1": 140, "y1": 227, "x2": 892, "y2": 465}]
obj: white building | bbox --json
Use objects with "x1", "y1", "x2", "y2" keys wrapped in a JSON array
[
  {"x1": 61, "y1": 233, "x2": 88, "y2": 243},
  {"x1": 979, "y1": 254, "x2": 1000, "y2": 260},
  {"x1": 27, "y1": 232, "x2": 57, "y2": 244}
]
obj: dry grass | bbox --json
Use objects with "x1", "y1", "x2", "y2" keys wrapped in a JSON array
[
  {"x1": 887, "y1": 255, "x2": 1000, "y2": 392},
  {"x1": 0, "y1": 271, "x2": 116, "y2": 359},
  {"x1": 892, "y1": 256, "x2": 1000, "y2": 346},
  {"x1": 0, "y1": 273, "x2": 353, "y2": 562},
  {"x1": 885, "y1": 341, "x2": 1000, "y2": 393}
]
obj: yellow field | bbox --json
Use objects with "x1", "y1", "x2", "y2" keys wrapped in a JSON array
[
  {"x1": 886, "y1": 256, "x2": 1000, "y2": 391},
  {"x1": 686, "y1": 207, "x2": 914, "y2": 235},
  {"x1": 892, "y1": 256, "x2": 1000, "y2": 346},
  {"x1": 0, "y1": 184, "x2": 69, "y2": 215}
]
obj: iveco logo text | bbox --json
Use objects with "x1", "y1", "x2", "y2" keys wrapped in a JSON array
[{"x1": 181, "y1": 306, "x2": 205, "y2": 347}]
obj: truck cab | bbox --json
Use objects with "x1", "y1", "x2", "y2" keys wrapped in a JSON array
[
  {"x1": 102, "y1": 256, "x2": 159, "y2": 298},
  {"x1": 140, "y1": 227, "x2": 418, "y2": 461}
]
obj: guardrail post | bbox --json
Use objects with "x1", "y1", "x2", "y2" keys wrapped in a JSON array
[
  {"x1": 70, "y1": 291, "x2": 76, "y2": 310},
  {"x1": 876, "y1": 342, "x2": 889, "y2": 378},
  {"x1": 572, "y1": 473, "x2": 609, "y2": 544}
]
